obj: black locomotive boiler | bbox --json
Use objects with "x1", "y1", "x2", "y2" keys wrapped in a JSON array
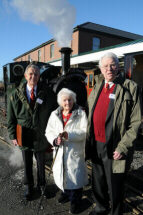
[{"x1": 40, "y1": 47, "x2": 87, "y2": 108}]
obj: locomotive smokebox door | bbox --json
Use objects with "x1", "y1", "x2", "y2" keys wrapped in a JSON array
[{"x1": 54, "y1": 47, "x2": 87, "y2": 109}]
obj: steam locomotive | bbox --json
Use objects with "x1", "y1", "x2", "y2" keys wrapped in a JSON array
[{"x1": 3, "y1": 47, "x2": 87, "y2": 109}]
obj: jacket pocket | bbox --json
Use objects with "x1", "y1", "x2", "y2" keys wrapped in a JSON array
[{"x1": 112, "y1": 159, "x2": 126, "y2": 173}]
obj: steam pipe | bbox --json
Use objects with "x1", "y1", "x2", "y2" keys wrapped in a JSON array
[{"x1": 59, "y1": 47, "x2": 73, "y2": 75}]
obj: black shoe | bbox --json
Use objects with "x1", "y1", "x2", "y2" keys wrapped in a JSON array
[
  {"x1": 24, "y1": 185, "x2": 33, "y2": 201},
  {"x1": 58, "y1": 193, "x2": 69, "y2": 204},
  {"x1": 69, "y1": 203, "x2": 80, "y2": 214}
]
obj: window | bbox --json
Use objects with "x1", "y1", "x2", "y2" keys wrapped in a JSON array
[
  {"x1": 89, "y1": 74, "x2": 94, "y2": 88},
  {"x1": 92, "y1": 37, "x2": 100, "y2": 51},
  {"x1": 38, "y1": 50, "x2": 41, "y2": 62},
  {"x1": 28, "y1": 55, "x2": 31, "y2": 61},
  {"x1": 50, "y1": 44, "x2": 54, "y2": 58}
]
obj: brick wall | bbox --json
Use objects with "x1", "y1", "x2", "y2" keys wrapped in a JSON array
[{"x1": 14, "y1": 29, "x2": 132, "y2": 63}]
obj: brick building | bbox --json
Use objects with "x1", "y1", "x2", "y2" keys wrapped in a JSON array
[{"x1": 14, "y1": 22, "x2": 143, "y2": 67}]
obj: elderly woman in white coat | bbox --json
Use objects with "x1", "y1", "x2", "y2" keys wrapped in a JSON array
[{"x1": 45, "y1": 88, "x2": 88, "y2": 214}]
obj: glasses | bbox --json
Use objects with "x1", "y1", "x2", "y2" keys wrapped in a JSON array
[{"x1": 101, "y1": 63, "x2": 117, "y2": 70}]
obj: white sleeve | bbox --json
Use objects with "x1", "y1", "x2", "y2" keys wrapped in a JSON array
[{"x1": 45, "y1": 112, "x2": 58, "y2": 145}]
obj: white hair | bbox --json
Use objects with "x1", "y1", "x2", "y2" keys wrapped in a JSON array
[
  {"x1": 25, "y1": 63, "x2": 40, "y2": 74},
  {"x1": 99, "y1": 52, "x2": 119, "y2": 68},
  {"x1": 57, "y1": 88, "x2": 76, "y2": 106}
]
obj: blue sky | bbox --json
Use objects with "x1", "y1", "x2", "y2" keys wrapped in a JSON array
[{"x1": 1, "y1": 0, "x2": 143, "y2": 81}]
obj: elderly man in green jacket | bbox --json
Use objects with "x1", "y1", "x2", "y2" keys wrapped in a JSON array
[
  {"x1": 7, "y1": 63, "x2": 56, "y2": 200},
  {"x1": 86, "y1": 52, "x2": 141, "y2": 215}
]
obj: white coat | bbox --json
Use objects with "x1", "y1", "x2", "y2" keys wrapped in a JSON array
[{"x1": 45, "y1": 105, "x2": 88, "y2": 191}]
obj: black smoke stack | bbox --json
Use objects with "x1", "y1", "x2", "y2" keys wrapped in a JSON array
[
  {"x1": 60, "y1": 47, "x2": 72, "y2": 75},
  {"x1": 54, "y1": 47, "x2": 87, "y2": 109}
]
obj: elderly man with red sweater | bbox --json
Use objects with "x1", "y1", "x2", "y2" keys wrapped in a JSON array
[{"x1": 86, "y1": 52, "x2": 141, "y2": 215}]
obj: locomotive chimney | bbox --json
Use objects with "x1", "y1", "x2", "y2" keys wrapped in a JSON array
[{"x1": 60, "y1": 47, "x2": 73, "y2": 75}]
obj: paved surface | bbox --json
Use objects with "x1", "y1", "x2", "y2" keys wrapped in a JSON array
[{"x1": 0, "y1": 140, "x2": 93, "y2": 215}]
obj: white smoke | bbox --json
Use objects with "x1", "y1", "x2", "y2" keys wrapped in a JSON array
[
  {"x1": 9, "y1": 146, "x2": 23, "y2": 167},
  {"x1": 10, "y1": 0, "x2": 76, "y2": 47}
]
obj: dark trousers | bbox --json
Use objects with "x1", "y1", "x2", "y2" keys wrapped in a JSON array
[
  {"x1": 92, "y1": 141, "x2": 125, "y2": 215},
  {"x1": 22, "y1": 150, "x2": 45, "y2": 187},
  {"x1": 62, "y1": 188, "x2": 83, "y2": 204}
]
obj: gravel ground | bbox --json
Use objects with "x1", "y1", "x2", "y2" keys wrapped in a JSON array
[
  {"x1": 0, "y1": 140, "x2": 137, "y2": 215},
  {"x1": 0, "y1": 140, "x2": 94, "y2": 215}
]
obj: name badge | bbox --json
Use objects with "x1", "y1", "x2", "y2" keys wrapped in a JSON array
[
  {"x1": 36, "y1": 98, "x2": 43, "y2": 104},
  {"x1": 109, "y1": 94, "x2": 115, "y2": 99}
]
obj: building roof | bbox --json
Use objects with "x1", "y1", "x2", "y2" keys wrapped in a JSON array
[
  {"x1": 50, "y1": 38, "x2": 143, "y2": 66},
  {"x1": 13, "y1": 39, "x2": 55, "y2": 61},
  {"x1": 14, "y1": 22, "x2": 143, "y2": 61},
  {"x1": 74, "y1": 22, "x2": 143, "y2": 40}
]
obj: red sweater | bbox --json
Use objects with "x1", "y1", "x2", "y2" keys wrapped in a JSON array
[
  {"x1": 93, "y1": 85, "x2": 115, "y2": 143},
  {"x1": 62, "y1": 112, "x2": 72, "y2": 127}
]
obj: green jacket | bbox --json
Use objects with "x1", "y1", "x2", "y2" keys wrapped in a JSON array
[
  {"x1": 7, "y1": 81, "x2": 57, "y2": 152},
  {"x1": 86, "y1": 74, "x2": 141, "y2": 173}
]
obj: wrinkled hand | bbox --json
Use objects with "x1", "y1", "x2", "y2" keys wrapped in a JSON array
[
  {"x1": 61, "y1": 131, "x2": 68, "y2": 140},
  {"x1": 12, "y1": 139, "x2": 18, "y2": 146},
  {"x1": 56, "y1": 135, "x2": 63, "y2": 146},
  {"x1": 113, "y1": 151, "x2": 123, "y2": 160},
  {"x1": 55, "y1": 132, "x2": 68, "y2": 146}
]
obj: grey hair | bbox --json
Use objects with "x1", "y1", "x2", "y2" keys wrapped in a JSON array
[
  {"x1": 99, "y1": 52, "x2": 119, "y2": 68},
  {"x1": 57, "y1": 88, "x2": 76, "y2": 106},
  {"x1": 25, "y1": 63, "x2": 40, "y2": 74}
]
